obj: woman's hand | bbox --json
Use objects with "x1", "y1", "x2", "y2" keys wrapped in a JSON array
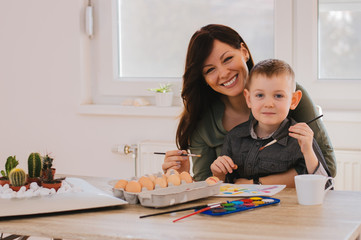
[
  {"x1": 210, "y1": 155, "x2": 237, "y2": 181},
  {"x1": 161, "y1": 150, "x2": 190, "y2": 174},
  {"x1": 288, "y1": 123, "x2": 314, "y2": 154}
]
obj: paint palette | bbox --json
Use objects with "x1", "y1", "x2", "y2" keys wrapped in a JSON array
[{"x1": 200, "y1": 196, "x2": 280, "y2": 216}]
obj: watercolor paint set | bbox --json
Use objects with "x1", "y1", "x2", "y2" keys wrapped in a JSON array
[{"x1": 200, "y1": 196, "x2": 280, "y2": 216}]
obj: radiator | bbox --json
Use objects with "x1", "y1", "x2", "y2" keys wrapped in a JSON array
[{"x1": 334, "y1": 150, "x2": 361, "y2": 191}]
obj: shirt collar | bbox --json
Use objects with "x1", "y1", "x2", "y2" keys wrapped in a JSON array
[{"x1": 249, "y1": 118, "x2": 290, "y2": 146}]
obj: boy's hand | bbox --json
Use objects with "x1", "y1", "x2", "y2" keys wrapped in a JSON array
[
  {"x1": 211, "y1": 155, "x2": 238, "y2": 181},
  {"x1": 288, "y1": 123, "x2": 314, "y2": 154}
]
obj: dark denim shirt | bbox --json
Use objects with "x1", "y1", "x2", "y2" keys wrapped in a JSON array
[{"x1": 222, "y1": 117, "x2": 331, "y2": 183}]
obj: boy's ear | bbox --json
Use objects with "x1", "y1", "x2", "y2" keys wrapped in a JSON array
[
  {"x1": 243, "y1": 89, "x2": 252, "y2": 108},
  {"x1": 290, "y1": 90, "x2": 302, "y2": 110}
]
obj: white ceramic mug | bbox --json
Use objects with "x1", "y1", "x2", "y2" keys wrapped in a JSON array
[{"x1": 294, "y1": 174, "x2": 334, "y2": 205}]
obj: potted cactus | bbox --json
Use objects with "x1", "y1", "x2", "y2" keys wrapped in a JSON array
[
  {"x1": 0, "y1": 156, "x2": 19, "y2": 186},
  {"x1": 41, "y1": 154, "x2": 64, "y2": 191},
  {"x1": 9, "y1": 168, "x2": 29, "y2": 191},
  {"x1": 27, "y1": 152, "x2": 43, "y2": 186}
]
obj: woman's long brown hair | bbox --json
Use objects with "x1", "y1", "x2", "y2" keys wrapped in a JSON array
[{"x1": 176, "y1": 24, "x2": 254, "y2": 149}]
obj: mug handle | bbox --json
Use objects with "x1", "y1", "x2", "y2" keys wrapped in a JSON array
[{"x1": 324, "y1": 177, "x2": 334, "y2": 193}]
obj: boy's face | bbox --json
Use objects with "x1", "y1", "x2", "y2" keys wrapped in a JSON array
[{"x1": 244, "y1": 73, "x2": 301, "y2": 129}]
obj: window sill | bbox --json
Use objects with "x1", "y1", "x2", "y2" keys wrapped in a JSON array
[{"x1": 78, "y1": 104, "x2": 183, "y2": 118}]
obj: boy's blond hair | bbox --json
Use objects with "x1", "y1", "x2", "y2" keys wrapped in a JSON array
[{"x1": 246, "y1": 59, "x2": 296, "y2": 91}]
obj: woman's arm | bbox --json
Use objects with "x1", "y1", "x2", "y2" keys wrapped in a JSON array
[
  {"x1": 290, "y1": 83, "x2": 337, "y2": 177},
  {"x1": 234, "y1": 168, "x2": 298, "y2": 188}
]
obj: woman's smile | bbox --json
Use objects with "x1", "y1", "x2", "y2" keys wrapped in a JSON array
[{"x1": 221, "y1": 75, "x2": 238, "y2": 87}]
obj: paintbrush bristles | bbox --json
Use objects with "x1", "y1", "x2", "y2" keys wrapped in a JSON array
[{"x1": 259, "y1": 139, "x2": 277, "y2": 151}]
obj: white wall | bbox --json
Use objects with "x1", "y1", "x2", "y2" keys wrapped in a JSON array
[
  {"x1": 0, "y1": 1, "x2": 360, "y2": 181},
  {"x1": 0, "y1": 0, "x2": 178, "y2": 179}
]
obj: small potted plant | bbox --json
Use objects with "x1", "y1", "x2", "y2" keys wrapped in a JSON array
[
  {"x1": 0, "y1": 156, "x2": 19, "y2": 186},
  {"x1": 41, "y1": 154, "x2": 64, "y2": 191},
  {"x1": 27, "y1": 152, "x2": 43, "y2": 186},
  {"x1": 148, "y1": 83, "x2": 173, "y2": 107},
  {"x1": 9, "y1": 168, "x2": 29, "y2": 191}
]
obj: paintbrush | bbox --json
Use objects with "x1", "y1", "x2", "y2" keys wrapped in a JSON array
[
  {"x1": 259, "y1": 114, "x2": 323, "y2": 151},
  {"x1": 172, "y1": 204, "x2": 221, "y2": 223},
  {"x1": 154, "y1": 152, "x2": 201, "y2": 157},
  {"x1": 139, "y1": 202, "x2": 221, "y2": 219}
]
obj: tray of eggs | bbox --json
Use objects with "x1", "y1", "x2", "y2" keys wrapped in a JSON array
[{"x1": 112, "y1": 170, "x2": 221, "y2": 208}]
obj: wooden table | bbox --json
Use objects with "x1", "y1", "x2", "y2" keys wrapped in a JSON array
[{"x1": 1, "y1": 176, "x2": 360, "y2": 240}]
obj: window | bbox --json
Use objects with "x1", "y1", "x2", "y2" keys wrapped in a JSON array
[
  {"x1": 116, "y1": 0, "x2": 274, "y2": 79},
  {"x1": 319, "y1": 0, "x2": 361, "y2": 80}
]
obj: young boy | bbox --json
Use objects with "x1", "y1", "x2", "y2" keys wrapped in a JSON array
[{"x1": 210, "y1": 59, "x2": 330, "y2": 186}]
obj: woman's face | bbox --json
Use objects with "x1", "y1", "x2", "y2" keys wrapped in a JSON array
[{"x1": 202, "y1": 40, "x2": 250, "y2": 97}]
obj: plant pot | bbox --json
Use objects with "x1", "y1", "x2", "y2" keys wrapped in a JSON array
[
  {"x1": 155, "y1": 92, "x2": 173, "y2": 107},
  {"x1": 10, "y1": 183, "x2": 30, "y2": 192},
  {"x1": 42, "y1": 168, "x2": 56, "y2": 180},
  {"x1": 0, "y1": 177, "x2": 10, "y2": 186},
  {"x1": 27, "y1": 176, "x2": 42, "y2": 186},
  {"x1": 42, "y1": 180, "x2": 62, "y2": 191}
]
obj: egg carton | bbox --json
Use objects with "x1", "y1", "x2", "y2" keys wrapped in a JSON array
[{"x1": 112, "y1": 181, "x2": 221, "y2": 208}]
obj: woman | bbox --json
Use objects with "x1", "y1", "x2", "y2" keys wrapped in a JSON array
[{"x1": 162, "y1": 24, "x2": 336, "y2": 185}]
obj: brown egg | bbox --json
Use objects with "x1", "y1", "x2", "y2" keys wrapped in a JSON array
[
  {"x1": 138, "y1": 176, "x2": 154, "y2": 191},
  {"x1": 180, "y1": 171, "x2": 193, "y2": 183},
  {"x1": 114, "y1": 179, "x2": 128, "y2": 189},
  {"x1": 205, "y1": 176, "x2": 220, "y2": 185},
  {"x1": 125, "y1": 180, "x2": 142, "y2": 193},
  {"x1": 167, "y1": 174, "x2": 181, "y2": 186},
  {"x1": 154, "y1": 177, "x2": 168, "y2": 188}
]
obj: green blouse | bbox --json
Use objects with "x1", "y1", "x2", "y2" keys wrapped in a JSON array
[{"x1": 189, "y1": 83, "x2": 337, "y2": 181}]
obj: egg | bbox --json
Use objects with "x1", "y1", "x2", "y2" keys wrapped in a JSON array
[
  {"x1": 180, "y1": 171, "x2": 193, "y2": 183},
  {"x1": 125, "y1": 180, "x2": 142, "y2": 193},
  {"x1": 205, "y1": 176, "x2": 220, "y2": 185},
  {"x1": 154, "y1": 177, "x2": 168, "y2": 188},
  {"x1": 138, "y1": 176, "x2": 154, "y2": 191},
  {"x1": 167, "y1": 174, "x2": 181, "y2": 186},
  {"x1": 114, "y1": 179, "x2": 128, "y2": 189}
]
